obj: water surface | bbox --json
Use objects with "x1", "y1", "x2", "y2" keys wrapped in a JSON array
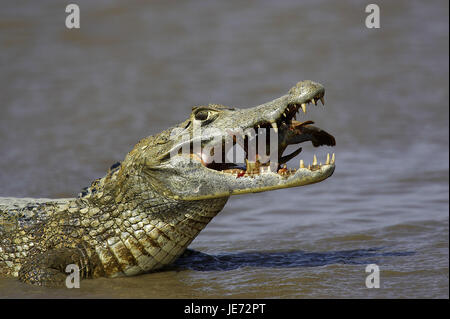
[{"x1": 0, "y1": 0, "x2": 448, "y2": 298}]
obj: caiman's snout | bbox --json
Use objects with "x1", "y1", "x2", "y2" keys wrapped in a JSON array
[
  {"x1": 155, "y1": 80, "x2": 336, "y2": 200},
  {"x1": 287, "y1": 80, "x2": 325, "y2": 104},
  {"x1": 226, "y1": 79, "x2": 332, "y2": 174}
]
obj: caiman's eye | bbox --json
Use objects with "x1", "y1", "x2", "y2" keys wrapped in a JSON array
[{"x1": 194, "y1": 110, "x2": 210, "y2": 121}]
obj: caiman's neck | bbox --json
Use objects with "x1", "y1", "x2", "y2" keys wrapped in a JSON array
[{"x1": 77, "y1": 161, "x2": 229, "y2": 226}]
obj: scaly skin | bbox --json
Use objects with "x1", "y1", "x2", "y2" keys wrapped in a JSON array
[{"x1": 0, "y1": 80, "x2": 336, "y2": 286}]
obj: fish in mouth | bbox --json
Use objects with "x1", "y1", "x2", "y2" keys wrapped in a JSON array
[{"x1": 209, "y1": 102, "x2": 336, "y2": 178}]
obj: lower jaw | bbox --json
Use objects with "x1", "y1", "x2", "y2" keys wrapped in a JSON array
[
  {"x1": 217, "y1": 152, "x2": 335, "y2": 179},
  {"x1": 227, "y1": 163, "x2": 336, "y2": 196}
]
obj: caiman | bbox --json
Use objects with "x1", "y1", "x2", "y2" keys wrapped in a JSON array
[{"x1": 0, "y1": 80, "x2": 336, "y2": 286}]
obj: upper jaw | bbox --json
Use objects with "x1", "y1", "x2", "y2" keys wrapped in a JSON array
[{"x1": 249, "y1": 80, "x2": 326, "y2": 133}]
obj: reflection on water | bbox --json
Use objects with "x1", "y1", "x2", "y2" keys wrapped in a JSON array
[
  {"x1": 0, "y1": 0, "x2": 448, "y2": 298},
  {"x1": 172, "y1": 248, "x2": 415, "y2": 271}
]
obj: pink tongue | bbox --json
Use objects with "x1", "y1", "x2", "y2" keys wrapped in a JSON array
[{"x1": 193, "y1": 150, "x2": 213, "y2": 165}]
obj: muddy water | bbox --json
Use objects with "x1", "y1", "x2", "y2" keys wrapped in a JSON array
[{"x1": 0, "y1": 0, "x2": 448, "y2": 298}]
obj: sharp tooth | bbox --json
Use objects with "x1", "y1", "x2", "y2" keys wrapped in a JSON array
[
  {"x1": 300, "y1": 159, "x2": 305, "y2": 168},
  {"x1": 308, "y1": 164, "x2": 311, "y2": 170},
  {"x1": 301, "y1": 103, "x2": 307, "y2": 113},
  {"x1": 283, "y1": 112, "x2": 287, "y2": 117},
  {"x1": 313, "y1": 154, "x2": 317, "y2": 165},
  {"x1": 257, "y1": 124, "x2": 261, "y2": 129},
  {"x1": 271, "y1": 122, "x2": 278, "y2": 133},
  {"x1": 331, "y1": 153, "x2": 335, "y2": 164},
  {"x1": 326, "y1": 153, "x2": 330, "y2": 165},
  {"x1": 311, "y1": 98, "x2": 317, "y2": 105},
  {"x1": 320, "y1": 97, "x2": 325, "y2": 105}
]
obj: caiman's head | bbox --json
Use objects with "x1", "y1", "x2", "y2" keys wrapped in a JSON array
[{"x1": 125, "y1": 80, "x2": 335, "y2": 200}]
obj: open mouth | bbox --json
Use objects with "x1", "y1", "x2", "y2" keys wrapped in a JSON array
[{"x1": 191, "y1": 91, "x2": 336, "y2": 178}]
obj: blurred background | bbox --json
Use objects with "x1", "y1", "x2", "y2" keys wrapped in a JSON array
[{"x1": 0, "y1": 0, "x2": 448, "y2": 298}]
